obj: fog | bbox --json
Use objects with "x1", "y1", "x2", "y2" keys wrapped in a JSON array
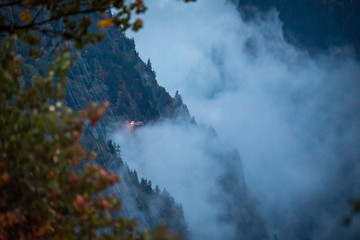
[
  {"x1": 114, "y1": 0, "x2": 360, "y2": 239},
  {"x1": 114, "y1": 121, "x2": 251, "y2": 239}
]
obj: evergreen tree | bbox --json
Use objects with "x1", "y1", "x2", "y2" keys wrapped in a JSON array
[{"x1": 147, "y1": 58, "x2": 152, "y2": 70}]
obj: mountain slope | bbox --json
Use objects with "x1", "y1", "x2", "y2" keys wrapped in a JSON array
[
  {"x1": 228, "y1": 1, "x2": 360, "y2": 239},
  {"x1": 12, "y1": 8, "x2": 270, "y2": 239},
  {"x1": 66, "y1": 23, "x2": 191, "y2": 122},
  {"x1": 73, "y1": 24, "x2": 268, "y2": 239},
  {"x1": 7, "y1": 10, "x2": 191, "y2": 238},
  {"x1": 66, "y1": 12, "x2": 270, "y2": 239},
  {"x1": 235, "y1": 0, "x2": 360, "y2": 55}
]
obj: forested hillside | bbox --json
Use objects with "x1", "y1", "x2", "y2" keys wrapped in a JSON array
[
  {"x1": 20, "y1": 17, "x2": 191, "y2": 122},
  {"x1": 1, "y1": 5, "x2": 270, "y2": 239},
  {"x1": 66, "y1": 13, "x2": 269, "y2": 239},
  {"x1": 1, "y1": 6, "x2": 191, "y2": 237},
  {"x1": 64, "y1": 11, "x2": 270, "y2": 240},
  {"x1": 66, "y1": 27, "x2": 192, "y2": 122}
]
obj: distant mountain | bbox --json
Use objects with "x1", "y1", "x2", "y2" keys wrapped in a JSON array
[{"x1": 234, "y1": 0, "x2": 360, "y2": 55}]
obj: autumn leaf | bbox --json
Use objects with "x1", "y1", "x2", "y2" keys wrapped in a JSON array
[
  {"x1": 88, "y1": 151, "x2": 97, "y2": 161},
  {"x1": 19, "y1": 9, "x2": 32, "y2": 24},
  {"x1": 97, "y1": 18, "x2": 114, "y2": 28},
  {"x1": 0, "y1": 172, "x2": 10, "y2": 186},
  {"x1": 132, "y1": 19, "x2": 143, "y2": 31},
  {"x1": 101, "y1": 199, "x2": 110, "y2": 210},
  {"x1": 35, "y1": 220, "x2": 54, "y2": 237},
  {"x1": 74, "y1": 195, "x2": 86, "y2": 209}
]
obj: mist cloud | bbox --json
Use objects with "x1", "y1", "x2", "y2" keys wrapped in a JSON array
[
  {"x1": 119, "y1": 0, "x2": 360, "y2": 239},
  {"x1": 113, "y1": 121, "x2": 248, "y2": 239}
]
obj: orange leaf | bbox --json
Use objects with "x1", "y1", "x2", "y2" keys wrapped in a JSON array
[
  {"x1": 102, "y1": 199, "x2": 110, "y2": 210},
  {"x1": 132, "y1": 19, "x2": 143, "y2": 31},
  {"x1": 88, "y1": 151, "x2": 97, "y2": 161},
  {"x1": 35, "y1": 220, "x2": 54, "y2": 237},
  {"x1": 0, "y1": 172, "x2": 9, "y2": 186},
  {"x1": 97, "y1": 18, "x2": 114, "y2": 28},
  {"x1": 19, "y1": 9, "x2": 32, "y2": 24}
]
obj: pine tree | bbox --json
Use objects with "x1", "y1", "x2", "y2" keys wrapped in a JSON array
[{"x1": 147, "y1": 58, "x2": 153, "y2": 70}]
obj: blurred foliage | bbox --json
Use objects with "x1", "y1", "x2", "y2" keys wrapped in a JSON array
[
  {"x1": 0, "y1": 0, "x2": 194, "y2": 239},
  {"x1": 0, "y1": 0, "x2": 148, "y2": 49},
  {"x1": 0, "y1": 37, "x2": 140, "y2": 239},
  {"x1": 344, "y1": 198, "x2": 360, "y2": 226}
]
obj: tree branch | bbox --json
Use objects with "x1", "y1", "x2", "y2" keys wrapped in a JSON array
[
  {"x1": 0, "y1": 6, "x2": 106, "y2": 33},
  {"x1": 0, "y1": 0, "x2": 20, "y2": 8},
  {"x1": 31, "y1": 6, "x2": 45, "y2": 24}
]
